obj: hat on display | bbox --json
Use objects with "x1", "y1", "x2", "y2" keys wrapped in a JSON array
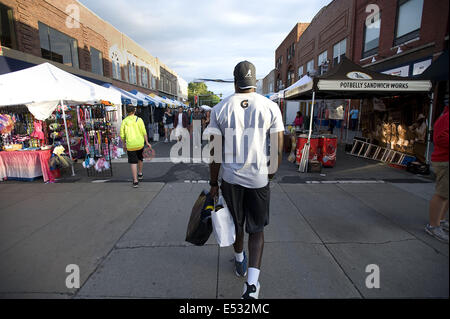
[{"x1": 233, "y1": 61, "x2": 257, "y2": 89}]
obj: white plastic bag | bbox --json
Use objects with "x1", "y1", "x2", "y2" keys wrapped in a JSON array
[{"x1": 211, "y1": 196, "x2": 236, "y2": 247}]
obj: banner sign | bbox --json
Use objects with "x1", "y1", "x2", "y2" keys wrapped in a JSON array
[
  {"x1": 317, "y1": 80, "x2": 431, "y2": 92},
  {"x1": 284, "y1": 80, "x2": 313, "y2": 99}
]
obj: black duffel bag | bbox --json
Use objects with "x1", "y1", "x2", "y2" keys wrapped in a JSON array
[{"x1": 185, "y1": 190, "x2": 214, "y2": 246}]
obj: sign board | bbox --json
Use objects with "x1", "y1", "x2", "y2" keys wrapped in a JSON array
[
  {"x1": 317, "y1": 79, "x2": 431, "y2": 92},
  {"x1": 382, "y1": 65, "x2": 409, "y2": 77},
  {"x1": 413, "y1": 59, "x2": 432, "y2": 76}
]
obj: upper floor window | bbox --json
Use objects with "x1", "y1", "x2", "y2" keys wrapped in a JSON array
[
  {"x1": 298, "y1": 65, "x2": 304, "y2": 78},
  {"x1": 141, "y1": 67, "x2": 149, "y2": 88},
  {"x1": 276, "y1": 56, "x2": 283, "y2": 70},
  {"x1": 395, "y1": 0, "x2": 424, "y2": 46},
  {"x1": 333, "y1": 38, "x2": 346, "y2": 65},
  {"x1": 318, "y1": 50, "x2": 328, "y2": 66},
  {"x1": 287, "y1": 43, "x2": 295, "y2": 61},
  {"x1": 306, "y1": 59, "x2": 314, "y2": 73},
  {"x1": 0, "y1": 3, "x2": 17, "y2": 49},
  {"x1": 90, "y1": 47, "x2": 103, "y2": 76},
  {"x1": 128, "y1": 61, "x2": 137, "y2": 85},
  {"x1": 38, "y1": 22, "x2": 79, "y2": 68},
  {"x1": 363, "y1": 11, "x2": 381, "y2": 58},
  {"x1": 287, "y1": 69, "x2": 295, "y2": 86}
]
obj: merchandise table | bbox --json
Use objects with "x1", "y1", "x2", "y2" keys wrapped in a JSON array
[{"x1": 0, "y1": 149, "x2": 53, "y2": 182}]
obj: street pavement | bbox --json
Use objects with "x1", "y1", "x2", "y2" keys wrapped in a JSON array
[{"x1": 0, "y1": 139, "x2": 448, "y2": 299}]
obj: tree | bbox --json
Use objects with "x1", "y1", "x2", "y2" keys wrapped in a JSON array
[{"x1": 188, "y1": 82, "x2": 221, "y2": 107}]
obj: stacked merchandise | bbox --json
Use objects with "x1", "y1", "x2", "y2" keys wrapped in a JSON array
[
  {"x1": 360, "y1": 96, "x2": 428, "y2": 162},
  {"x1": 0, "y1": 106, "x2": 50, "y2": 151},
  {"x1": 76, "y1": 104, "x2": 114, "y2": 177}
]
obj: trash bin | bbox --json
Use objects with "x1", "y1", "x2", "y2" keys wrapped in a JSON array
[
  {"x1": 320, "y1": 134, "x2": 337, "y2": 167},
  {"x1": 296, "y1": 134, "x2": 321, "y2": 165}
]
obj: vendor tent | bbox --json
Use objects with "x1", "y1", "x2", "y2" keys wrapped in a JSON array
[
  {"x1": 200, "y1": 105, "x2": 212, "y2": 111},
  {"x1": 149, "y1": 93, "x2": 167, "y2": 108},
  {"x1": 284, "y1": 57, "x2": 432, "y2": 171},
  {"x1": 103, "y1": 84, "x2": 149, "y2": 106},
  {"x1": 418, "y1": 49, "x2": 449, "y2": 82},
  {"x1": 0, "y1": 62, "x2": 121, "y2": 120},
  {"x1": 285, "y1": 57, "x2": 432, "y2": 100},
  {"x1": 0, "y1": 62, "x2": 121, "y2": 176},
  {"x1": 129, "y1": 90, "x2": 160, "y2": 107}
]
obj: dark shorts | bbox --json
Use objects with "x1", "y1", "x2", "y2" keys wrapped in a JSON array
[
  {"x1": 221, "y1": 180, "x2": 270, "y2": 234},
  {"x1": 127, "y1": 148, "x2": 144, "y2": 164}
]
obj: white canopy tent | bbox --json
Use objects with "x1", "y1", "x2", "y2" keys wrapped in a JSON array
[
  {"x1": 0, "y1": 62, "x2": 122, "y2": 176},
  {"x1": 0, "y1": 62, "x2": 121, "y2": 119},
  {"x1": 268, "y1": 75, "x2": 313, "y2": 102},
  {"x1": 200, "y1": 104, "x2": 212, "y2": 111}
]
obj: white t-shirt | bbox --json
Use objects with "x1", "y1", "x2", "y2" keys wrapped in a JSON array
[
  {"x1": 204, "y1": 92, "x2": 285, "y2": 189},
  {"x1": 177, "y1": 113, "x2": 183, "y2": 128}
]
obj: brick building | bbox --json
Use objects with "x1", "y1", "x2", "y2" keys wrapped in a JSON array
[
  {"x1": 0, "y1": 0, "x2": 187, "y2": 102},
  {"x1": 296, "y1": 0, "x2": 355, "y2": 79},
  {"x1": 262, "y1": 69, "x2": 275, "y2": 95},
  {"x1": 274, "y1": 23, "x2": 309, "y2": 91},
  {"x1": 353, "y1": 0, "x2": 449, "y2": 119}
]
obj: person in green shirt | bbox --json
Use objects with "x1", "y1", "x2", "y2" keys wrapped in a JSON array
[{"x1": 120, "y1": 105, "x2": 152, "y2": 188}]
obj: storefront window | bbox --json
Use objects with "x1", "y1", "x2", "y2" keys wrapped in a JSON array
[
  {"x1": 363, "y1": 12, "x2": 380, "y2": 58},
  {"x1": 395, "y1": 0, "x2": 424, "y2": 45},
  {"x1": 38, "y1": 22, "x2": 79, "y2": 68},
  {"x1": 333, "y1": 38, "x2": 346, "y2": 65},
  {"x1": 0, "y1": 3, "x2": 17, "y2": 49},
  {"x1": 90, "y1": 47, "x2": 103, "y2": 76}
]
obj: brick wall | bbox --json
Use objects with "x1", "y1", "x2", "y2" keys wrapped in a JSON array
[
  {"x1": 296, "y1": 0, "x2": 355, "y2": 75},
  {"x1": 0, "y1": 0, "x2": 181, "y2": 97},
  {"x1": 275, "y1": 23, "x2": 309, "y2": 91},
  {"x1": 354, "y1": 0, "x2": 449, "y2": 68}
]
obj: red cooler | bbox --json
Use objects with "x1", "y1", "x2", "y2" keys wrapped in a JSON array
[
  {"x1": 320, "y1": 134, "x2": 337, "y2": 167},
  {"x1": 296, "y1": 134, "x2": 321, "y2": 165}
]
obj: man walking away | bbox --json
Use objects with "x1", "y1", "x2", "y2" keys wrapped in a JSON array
[
  {"x1": 192, "y1": 107, "x2": 205, "y2": 148},
  {"x1": 349, "y1": 106, "x2": 359, "y2": 131},
  {"x1": 173, "y1": 106, "x2": 188, "y2": 142},
  {"x1": 120, "y1": 105, "x2": 151, "y2": 188},
  {"x1": 163, "y1": 107, "x2": 174, "y2": 143},
  {"x1": 425, "y1": 105, "x2": 449, "y2": 242},
  {"x1": 205, "y1": 61, "x2": 284, "y2": 299}
]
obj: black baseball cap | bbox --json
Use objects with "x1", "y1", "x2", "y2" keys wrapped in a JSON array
[{"x1": 234, "y1": 61, "x2": 257, "y2": 89}]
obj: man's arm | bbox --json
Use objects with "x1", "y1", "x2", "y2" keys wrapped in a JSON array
[
  {"x1": 209, "y1": 134, "x2": 221, "y2": 197},
  {"x1": 268, "y1": 131, "x2": 284, "y2": 180}
]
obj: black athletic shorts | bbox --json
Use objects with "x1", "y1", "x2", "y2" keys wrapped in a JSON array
[
  {"x1": 220, "y1": 180, "x2": 270, "y2": 234},
  {"x1": 127, "y1": 148, "x2": 144, "y2": 164}
]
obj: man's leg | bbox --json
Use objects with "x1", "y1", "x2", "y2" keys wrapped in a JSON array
[
  {"x1": 440, "y1": 199, "x2": 449, "y2": 222},
  {"x1": 248, "y1": 231, "x2": 264, "y2": 269},
  {"x1": 138, "y1": 160, "x2": 143, "y2": 176},
  {"x1": 130, "y1": 163, "x2": 138, "y2": 183},
  {"x1": 233, "y1": 228, "x2": 245, "y2": 255}
]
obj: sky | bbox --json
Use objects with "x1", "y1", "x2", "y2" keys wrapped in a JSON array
[{"x1": 79, "y1": 0, "x2": 332, "y2": 97}]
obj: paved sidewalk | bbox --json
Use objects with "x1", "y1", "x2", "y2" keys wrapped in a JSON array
[{"x1": 0, "y1": 180, "x2": 447, "y2": 299}]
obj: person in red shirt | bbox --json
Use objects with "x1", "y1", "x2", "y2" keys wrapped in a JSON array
[
  {"x1": 293, "y1": 111, "x2": 304, "y2": 128},
  {"x1": 426, "y1": 106, "x2": 449, "y2": 243}
]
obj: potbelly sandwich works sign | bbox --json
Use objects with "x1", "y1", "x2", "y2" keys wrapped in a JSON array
[
  {"x1": 318, "y1": 80, "x2": 431, "y2": 91},
  {"x1": 317, "y1": 71, "x2": 432, "y2": 92}
]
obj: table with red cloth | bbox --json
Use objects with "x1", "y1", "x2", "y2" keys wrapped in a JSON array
[{"x1": 0, "y1": 149, "x2": 54, "y2": 182}]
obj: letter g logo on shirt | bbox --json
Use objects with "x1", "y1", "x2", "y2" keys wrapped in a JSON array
[{"x1": 240, "y1": 100, "x2": 249, "y2": 108}]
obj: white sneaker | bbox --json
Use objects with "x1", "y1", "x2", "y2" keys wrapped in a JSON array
[
  {"x1": 241, "y1": 282, "x2": 260, "y2": 299},
  {"x1": 425, "y1": 224, "x2": 449, "y2": 243}
]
